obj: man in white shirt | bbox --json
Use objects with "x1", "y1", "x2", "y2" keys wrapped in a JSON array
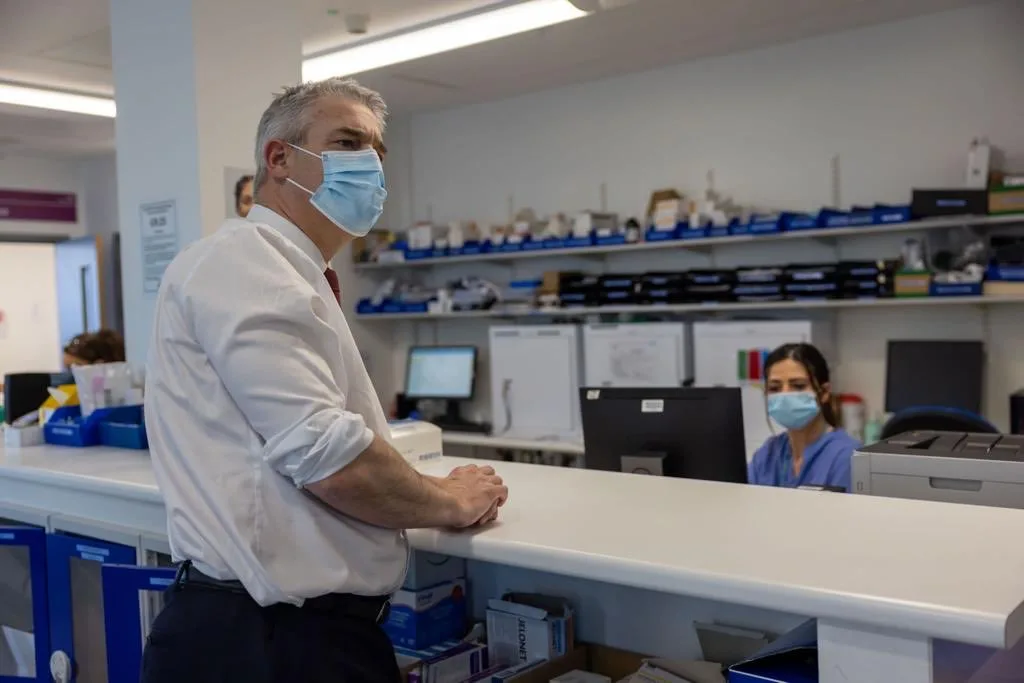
[{"x1": 141, "y1": 77, "x2": 507, "y2": 683}]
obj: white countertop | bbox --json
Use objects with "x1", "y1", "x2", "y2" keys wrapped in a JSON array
[{"x1": 2, "y1": 443, "x2": 1024, "y2": 650}]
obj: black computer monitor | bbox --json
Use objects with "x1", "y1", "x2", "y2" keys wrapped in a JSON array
[
  {"x1": 885, "y1": 340, "x2": 984, "y2": 414},
  {"x1": 405, "y1": 346, "x2": 477, "y2": 427},
  {"x1": 579, "y1": 387, "x2": 747, "y2": 483}
]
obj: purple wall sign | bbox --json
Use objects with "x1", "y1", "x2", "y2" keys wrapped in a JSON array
[{"x1": 0, "y1": 189, "x2": 78, "y2": 223}]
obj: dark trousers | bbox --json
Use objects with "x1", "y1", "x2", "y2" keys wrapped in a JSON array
[{"x1": 140, "y1": 587, "x2": 402, "y2": 683}]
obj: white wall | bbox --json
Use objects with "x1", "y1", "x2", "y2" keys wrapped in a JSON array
[
  {"x1": 0, "y1": 244, "x2": 62, "y2": 374},
  {"x1": 368, "y1": 1, "x2": 1024, "y2": 430},
  {"x1": 0, "y1": 155, "x2": 86, "y2": 239}
]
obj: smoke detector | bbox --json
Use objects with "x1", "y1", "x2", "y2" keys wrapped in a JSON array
[{"x1": 344, "y1": 13, "x2": 370, "y2": 35}]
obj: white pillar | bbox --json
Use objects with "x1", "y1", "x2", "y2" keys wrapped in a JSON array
[{"x1": 109, "y1": 0, "x2": 302, "y2": 363}]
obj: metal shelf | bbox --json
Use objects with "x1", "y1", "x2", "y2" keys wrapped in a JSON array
[
  {"x1": 354, "y1": 214, "x2": 1023, "y2": 271},
  {"x1": 355, "y1": 294, "x2": 1024, "y2": 321}
]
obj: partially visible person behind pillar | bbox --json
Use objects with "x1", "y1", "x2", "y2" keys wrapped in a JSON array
[
  {"x1": 234, "y1": 174, "x2": 254, "y2": 217},
  {"x1": 142, "y1": 77, "x2": 508, "y2": 683},
  {"x1": 63, "y1": 329, "x2": 126, "y2": 369}
]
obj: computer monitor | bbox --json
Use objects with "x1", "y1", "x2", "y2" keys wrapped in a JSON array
[
  {"x1": 405, "y1": 346, "x2": 478, "y2": 428},
  {"x1": 885, "y1": 340, "x2": 984, "y2": 414},
  {"x1": 579, "y1": 387, "x2": 747, "y2": 483}
]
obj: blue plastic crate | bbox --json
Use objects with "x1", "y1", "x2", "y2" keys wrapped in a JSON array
[
  {"x1": 817, "y1": 209, "x2": 851, "y2": 228},
  {"x1": 45, "y1": 405, "x2": 145, "y2": 448},
  {"x1": 404, "y1": 248, "x2": 432, "y2": 261},
  {"x1": 564, "y1": 234, "x2": 594, "y2": 248},
  {"x1": 595, "y1": 233, "x2": 627, "y2": 246},
  {"x1": 679, "y1": 225, "x2": 709, "y2": 240},
  {"x1": 430, "y1": 247, "x2": 448, "y2": 258},
  {"x1": 747, "y1": 216, "x2": 782, "y2": 234},
  {"x1": 100, "y1": 406, "x2": 148, "y2": 449},
  {"x1": 356, "y1": 298, "x2": 380, "y2": 314},
  {"x1": 707, "y1": 224, "x2": 731, "y2": 238},
  {"x1": 644, "y1": 227, "x2": 679, "y2": 242},
  {"x1": 492, "y1": 240, "x2": 524, "y2": 253},
  {"x1": 454, "y1": 241, "x2": 483, "y2": 256},
  {"x1": 780, "y1": 213, "x2": 817, "y2": 231},
  {"x1": 541, "y1": 238, "x2": 567, "y2": 249},
  {"x1": 521, "y1": 239, "x2": 546, "y2": 252},
  {"x1": 873, "y1": 205, "x2": 912, "y2": 224},
  {"x1": 930, "y1": 281, "x2": 983, "y2": 297}
]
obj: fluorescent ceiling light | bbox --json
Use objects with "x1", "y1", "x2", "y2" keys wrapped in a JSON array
[
  {"x1": 303, "y1": 0, "x2": 588, "y2": 80},
  {"x1": 0, "y1": 82, "x2": 116, "y2": 118}
]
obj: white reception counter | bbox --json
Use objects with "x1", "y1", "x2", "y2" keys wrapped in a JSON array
[{"x1": 1, "y1": 443, "x2": 1024, "y2": 682}]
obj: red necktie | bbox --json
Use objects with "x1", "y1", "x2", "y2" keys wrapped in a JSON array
[{"x1": 324, "y1": 268, "x2": 341, "y2": 305}]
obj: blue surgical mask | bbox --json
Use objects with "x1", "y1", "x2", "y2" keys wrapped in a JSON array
[
  {"x1": 287, "y1": 145, "x2": 387, "y2": 237},
  {"x1": 767, "y1": 391, "x2": 820, "y2": 430}
]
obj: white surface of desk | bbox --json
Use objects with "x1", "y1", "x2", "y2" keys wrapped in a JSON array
[{"x1": 2, "y1": 443, "x2": 1024, "y2": 676}]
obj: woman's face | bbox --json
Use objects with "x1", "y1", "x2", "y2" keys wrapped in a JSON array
[
  {"x1": 237, "y1": 179, "x2": 254, "y2": 217},
  {"x1": 765, "y1": 358, "x2": 814, "y2": 395}
]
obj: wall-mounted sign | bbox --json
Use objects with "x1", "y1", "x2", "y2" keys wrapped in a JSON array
[
  {"x1": 0, "y1": 190, "x2": 77, "y2": 223},
  {"x1": 139, "y1": 200, "x2": 180, "y2": 294}
]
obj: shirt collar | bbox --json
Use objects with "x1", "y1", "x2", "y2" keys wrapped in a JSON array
[{"x1": 247, "y1": 204, "x2": 327, "y2": 270}]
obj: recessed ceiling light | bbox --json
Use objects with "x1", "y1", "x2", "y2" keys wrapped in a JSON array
[
  {"x1": 303, "y1": 0, "x2": 588, "y2": 80},
  {"x1": 0, "y1": 82, "x2": 115, "y2": 118}
]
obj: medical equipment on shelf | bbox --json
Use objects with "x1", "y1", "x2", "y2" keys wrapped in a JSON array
[
  {"x1": 489, "y1": 325, "x2": 582, "y2": 441},
  {"x1": 852, "y1": 430, "x2": 1024, "y2": 509},
  {"x1": 692, "y1": 320, "x2": 835, "y2": 461},
  {"x1": 582, "y1": 322, "x2": 689, "y2": 388},
  {"x1": 388, "y1": 419, "x2": 443, "y2": 466}
]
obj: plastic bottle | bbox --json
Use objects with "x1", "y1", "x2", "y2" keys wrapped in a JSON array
[{"x1": 863, "y1": 413, "x2": 883, "y2": 445}]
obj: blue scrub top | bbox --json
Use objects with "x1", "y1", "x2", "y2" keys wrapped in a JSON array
[{"x1": 747, "y1": 429, "x2": 860, "y2": 492}]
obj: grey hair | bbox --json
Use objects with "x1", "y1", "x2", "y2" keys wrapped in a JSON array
[{"x1": 253, "y1": 77, "x2": 388, "y2": 189}]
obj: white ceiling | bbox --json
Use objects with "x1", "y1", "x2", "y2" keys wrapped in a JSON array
[{"x1": 0, "y1": 0, "x2": 992, "y2": 157}]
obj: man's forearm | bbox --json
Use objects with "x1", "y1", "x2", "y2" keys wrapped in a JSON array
[{"x1": 306, "y1": 434, "x2": 459, "y2": 529}]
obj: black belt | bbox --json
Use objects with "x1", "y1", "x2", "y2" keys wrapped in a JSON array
[{"x1": 172, "y1": 560, "x2": 391, "y2": 625}]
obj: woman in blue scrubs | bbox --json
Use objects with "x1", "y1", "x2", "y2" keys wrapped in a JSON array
[{"x1": 747, "y1": 343, "x2": 860, "y2": 492}]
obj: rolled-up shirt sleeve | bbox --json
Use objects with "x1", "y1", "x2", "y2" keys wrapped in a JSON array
[{"x1": 183, "y1": 250, "x2": 373, "y2": 487}]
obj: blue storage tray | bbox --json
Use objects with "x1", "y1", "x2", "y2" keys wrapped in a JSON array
[
  {"x1": 100, "y1": 406, "x2": 148, "y2": 449},
  {"x1": 679, "y1": 225, "x2": 709, "y2": 240},
  {"x1": 491, "y1": 240, "x2": 524, "y2": 253},
  {"x1": 564, "y1": 235, "x2": 594, "y2": 248},
  {"x1": 521, "y1": 239, "x2": 546, "y2": 252},
  {"x1": 780, "y1": 213, "x2": 818, "y2": 231},
  {"x1": 930, "y1": 281, "x2": 983, "y2": 297},
  {"x1": 594, "y1": 233, "x2": 626, "y2": 246},
  {"x1": 45, "y1": 405, "x2": 145, "y2": 448},
  {"x1": 356, "y1": 298, "x2": 380, "y2": 314},
  {"x1": 453, "y1": 241, "x2": 483, "y2": 256},
  {"x1": 644, "y1": 227, "x2": 679, "y2": 242},
  {"x1": 403, "y1": 248, "x2": 432, "y2": 261},
  {"x1": 873, "y1": 205, "x2": 912, "y2": 224}
]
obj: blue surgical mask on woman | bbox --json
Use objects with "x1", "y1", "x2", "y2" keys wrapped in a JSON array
[
  {"x1": 287, "y1": 144, "x2": 387, "y2": 236},
  {"x1": 767, "y1": 391, "x2": 820, "y2": 430}
]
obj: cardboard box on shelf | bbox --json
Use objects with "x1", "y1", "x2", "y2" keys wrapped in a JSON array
[
  {"x1": 385, "y1": 579, "x2": 468, "y2": 650},
  {"x1": 397, "y1": 640, "x2": 488, "y2": 683},
  {"x1": 402, "y1": 550, "x2": 467, "y2": 591},
  {"x1": 486, "y1": 594, "x2": 575, "y2": 668}
]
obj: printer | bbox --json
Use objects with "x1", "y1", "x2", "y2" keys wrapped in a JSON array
[
  {"x1": 852, "y1": 430, "x2": 1024, "y2": 509},
  {"x1": 388, "y1": 419, "x2": 443, "y2": 466}
]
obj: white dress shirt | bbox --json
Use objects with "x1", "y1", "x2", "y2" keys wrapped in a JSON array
[{"x1": 145, "y1": 204, "x2": 408, "y2": 606}]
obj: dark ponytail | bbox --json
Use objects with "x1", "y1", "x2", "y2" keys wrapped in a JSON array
[{"x1": 764, "y1": 342, "x2": 839, "y2": 427}]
